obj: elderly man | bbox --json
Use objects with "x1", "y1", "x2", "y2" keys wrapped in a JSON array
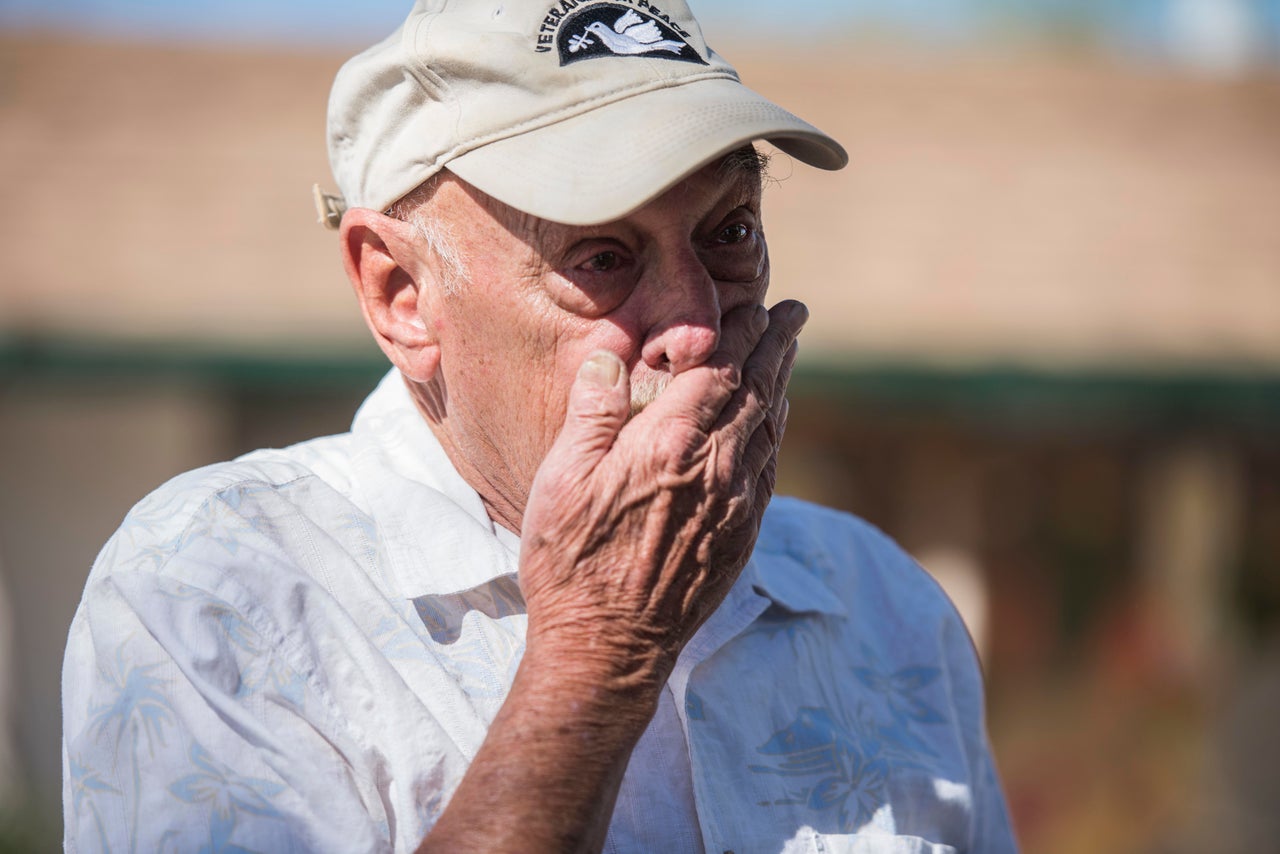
[{"x1": 63, "y1": 1, "x2": 1016, "y2": 852}]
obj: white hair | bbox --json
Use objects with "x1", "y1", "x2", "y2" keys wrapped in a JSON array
[{"x1": 386, "y1": 175, "x2": 470, "y2": 294}]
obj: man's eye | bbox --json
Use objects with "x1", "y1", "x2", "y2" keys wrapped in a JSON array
[
  {"x1": 581, "y1": 251, "x2": 621, "y2": 272},
  {"x1": 716, "y1": 223, "x2": 751, "y2": 245},
  {"x1": 558, "y1": 247, "x2": 638, "y2": 316}
]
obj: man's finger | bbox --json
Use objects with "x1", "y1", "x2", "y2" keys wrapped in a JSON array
[
  {"x1": 549, "y1": 350, "x2": 631, "y2": 470},
  {"x1": 770, "y1": 340, "x2": 799, "y2": 444},
  {"x1": 740, "y1": 345, "x2": 793, "y2": 491},
  {"x1": 737, "y1": 415, "x2": 777, "y2": 490},
  {"x1": 704, "y1": 302, "x2": 804, "y2": 497},
  {"x1": 713, "y1": 301, "x2": 806, "y2": 441}
]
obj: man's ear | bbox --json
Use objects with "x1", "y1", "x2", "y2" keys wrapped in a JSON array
[{"x1": 340, "y1": 208, "x2": 442, "y2": 383}]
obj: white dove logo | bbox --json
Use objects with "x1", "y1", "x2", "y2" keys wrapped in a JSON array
[
  {"x1": 570, "y1": 9, "x2": 686, "y2": 56},
  {"x1": 550, "y1": 2, "x2": 706, "y2": 67}
]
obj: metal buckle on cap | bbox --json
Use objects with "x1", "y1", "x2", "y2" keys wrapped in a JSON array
[{"x1": 312, "y1": 184, "x2": 347, "y2": 230}]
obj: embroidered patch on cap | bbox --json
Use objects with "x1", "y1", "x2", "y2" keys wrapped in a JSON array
[{"x1": 533, "y1": 1, "x2": 706, "y2": 66}]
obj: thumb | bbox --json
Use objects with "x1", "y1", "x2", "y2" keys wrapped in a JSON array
[{"x1": 553, "y1": 350, "x2": 630, "y2": 464}]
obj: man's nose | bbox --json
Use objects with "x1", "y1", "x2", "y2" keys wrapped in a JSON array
[{"x1": 639, "y1": 252, "x2": 721, "y2": 375}]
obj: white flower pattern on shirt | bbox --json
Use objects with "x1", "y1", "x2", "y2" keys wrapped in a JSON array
[{"x1": 167, "y1": 742, "x2": 288, "y2": 854}]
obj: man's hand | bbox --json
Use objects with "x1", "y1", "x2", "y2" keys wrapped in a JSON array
[
  {"x1": 418, "y1": 300, "x2": 805, "y2": 854},
  {"x1": 519, "y1": 299, "x2": 807, "y2": 698}
]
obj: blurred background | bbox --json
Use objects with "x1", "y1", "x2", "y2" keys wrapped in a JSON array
[{"x1": 1, "y1": 0, "x2": 1278, "y2": 850}]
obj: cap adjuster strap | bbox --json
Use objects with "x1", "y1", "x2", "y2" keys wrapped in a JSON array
[{"x1": 312, "y1": 184, "x2": 347, "y2": 230}]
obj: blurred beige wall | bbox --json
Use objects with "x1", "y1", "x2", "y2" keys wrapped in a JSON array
[{"x1": 2, "y1": 36, "x2": 1278, "y2": 366}]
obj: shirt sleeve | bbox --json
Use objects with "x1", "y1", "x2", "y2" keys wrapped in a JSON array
[
  {"x1": 970, "y1": 740, "x2": 1019, "y2": 854},
  {"x1": 62, "y1": 503, "x2": 392, "y2": 854},
  {"x1": 935, "y1": 586, "x2": 1019, "y2": 854}
]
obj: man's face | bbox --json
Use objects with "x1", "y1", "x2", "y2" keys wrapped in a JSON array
[{"x1": 412, "y1": 154, "x2": 769, "y2": 521}]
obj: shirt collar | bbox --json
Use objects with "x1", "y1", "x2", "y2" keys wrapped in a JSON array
[
  {"x1": 743, "y1": 513, "x2": 849, "y2": 618},
  {"x1": 350, "y1": 369, "x2": 520, "y2": 599},
  {"x1": 349, "y1": 370, "x2": 846, "y2": 619}
]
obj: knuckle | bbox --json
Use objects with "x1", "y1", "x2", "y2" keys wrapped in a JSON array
[
  {"x1": 724, "y1": 494, "x2": 749, "y2": 527},
  {"x1": 711, "y1": 359, "x2": 742, "y2": 394},
  {"x1": 756, "y1": 464, "x2": 778, "y2": 506},
  {"x1": 654, "y1": 418, "x2": 709, "y2": 470},
  {"x1": 763, "y1": 411, "x2": 779, "y2": 446},
  {"x1": 745, "y1": 367, "x2": 772, "y2": 405},
  {"x1": 738, "y1": 387, "x2": 770, "y2": 430}
]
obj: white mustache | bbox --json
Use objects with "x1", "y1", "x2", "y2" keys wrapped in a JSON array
[{"x1": 629, "y1": 371, "x2": 671, "y2": 419}]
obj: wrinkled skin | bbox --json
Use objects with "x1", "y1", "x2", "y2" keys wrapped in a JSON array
[
  {"x1": 521, "y1": 300, "x2": 802, "y2": 690},
  {"x1": 403, "y1": 161, "x2": 782, "y2": 534},
  {"x1": 341, "y1": 153, "x2": 806, "y2": 851}
]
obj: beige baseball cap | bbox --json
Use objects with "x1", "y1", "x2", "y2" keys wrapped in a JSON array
[{"x1": 320, "y1": 0, "x2": 847, "y2": 228}]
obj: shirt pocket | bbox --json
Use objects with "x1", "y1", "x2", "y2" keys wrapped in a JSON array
[{"x1": 787, "y1": 831, "x2": 958, "y2": 854}]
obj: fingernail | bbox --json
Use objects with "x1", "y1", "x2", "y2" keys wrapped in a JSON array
[
  {"x1": 789, "y1": 301, "x2": 810, "y2": 325},
  {"x1": 579, "y1": 351, "x2": 620, "y2": 387}
]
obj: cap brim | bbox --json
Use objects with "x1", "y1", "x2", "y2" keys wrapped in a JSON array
[{"x1": 444, "y1": 76, "x2": 847, "y2": 226}]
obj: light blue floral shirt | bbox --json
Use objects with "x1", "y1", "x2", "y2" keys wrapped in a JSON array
[{"x1": 63, "y1": 370, "x2": 1017, "y2": 854}]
